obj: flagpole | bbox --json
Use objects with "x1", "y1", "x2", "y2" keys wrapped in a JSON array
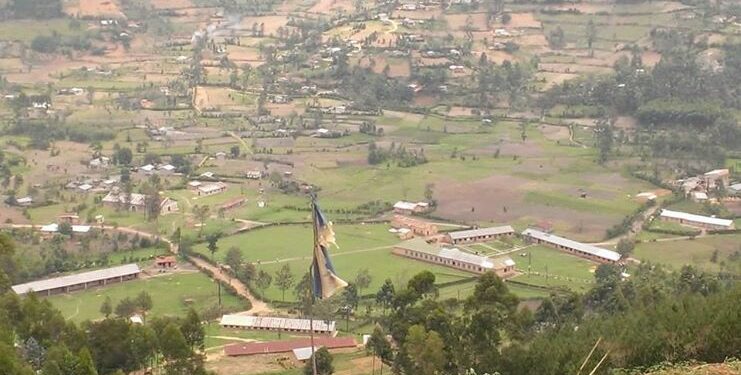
[{"x1": 309, "y1": 197, "x2": 318, "y2": 375}]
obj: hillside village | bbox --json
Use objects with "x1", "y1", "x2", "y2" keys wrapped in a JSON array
[{"x1": 0, "y1": 0, "x2": 739, "y2": 374}]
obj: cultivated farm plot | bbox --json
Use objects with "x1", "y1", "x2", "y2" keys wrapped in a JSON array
[
  {"x1": 49, "y1": 270, "x2": 249, "y2": 323},
  {"x1": 64, "y1": 0, "x2": 126, "y2": 18}
]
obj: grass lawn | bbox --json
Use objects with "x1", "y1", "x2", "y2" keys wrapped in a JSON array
[
  {"x1": 48, "y1": 271, "x2": 249, "y2": 323},
  {"x1": 254, "y1": 249, "x2": 473, "y2": 302},
  {"x1": 510, "y1": 245, "x2": 597, "y2": 293},
  {"x1": 193, "y1": 223, "x2": 400, "y2": 264},
  {"x1": 633, "y1": 234, "x2": 741, "y2": 273}
]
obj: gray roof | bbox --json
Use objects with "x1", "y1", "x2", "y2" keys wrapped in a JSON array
[
  {"x1": 521, "y1": 228, "x2": 621, "y2": 262},
  {"x1": 660, "y1": 209, "x2": 733, "y2": 227},
  {"x1": 438, "y1": 247, "x2": 494, "y2": 268},
  {"x1": 396, "y1": 238, "x2": 515, "y2": 270},
  {"x1": 11, "y1": 264, "x2": 141, "y2": 295},
  {"x1": 448, "y1": 226, "x2": 515, "y2": 240},
  {"x1": 220, "y1": 315, "x2": 335, "y2": 332},
  {"x1": 293, "y1": 347, "x2": 321, "y2": 361}
]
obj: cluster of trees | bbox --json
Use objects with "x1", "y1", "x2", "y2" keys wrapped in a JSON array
[
  {"x1": 367, "y1": 142, "x2": 427, "y2": 167},
  {"x1": 359, "y1": 121, "x2": 384, "y2": 136},
  {"x1": 541, "y1": 41, "x2": 740, "y2": 169},
  {"x1": 31, "y1": 33, "x2": 92, "y2": 54},
  {"x1": 0, "y1": 233, "x2": 212, "y2": 375},
  {"x1": 359, "y1": 262, "x2": 739, "y2": 375}
]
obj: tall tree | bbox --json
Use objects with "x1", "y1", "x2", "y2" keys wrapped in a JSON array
[
  {"x1": 274, "y1": 264, "x2": 295, "y2": 302},
  {"x1": 354, "y1": 268, "x2": 372, "y2": 297}
]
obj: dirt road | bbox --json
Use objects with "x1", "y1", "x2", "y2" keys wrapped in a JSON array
[
  {"x1": 2, "y1": 223, "x2": 273, "y2": 315},
  {"x1": 188, "y1": 256, "x2": 272, "y2": 315}
]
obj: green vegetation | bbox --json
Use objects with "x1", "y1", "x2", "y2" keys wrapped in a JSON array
[{"x1": 48, "y1": 271, "x2": 249, "y2": 323}]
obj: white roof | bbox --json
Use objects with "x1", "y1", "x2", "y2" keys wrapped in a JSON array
[
  {"x1": 102, "y1": 192, "x2": 146, "y2": 206},
  {"x1": 11, "y1": 264, "x2": 141, "y2": 295},
  {"x1": 394, "y1": 201, "x2": 418, "y2": 210},
  {"x1": 198, "y1": 183, "x2": 226, "y2": 194},
  {"x1": 140, "y1": 164, "x2": 155, "y2": 172},
  {"x1": 730, "y1": 183, "x2": 741, "y2": 192},
  {"x1": 438, "y1": 248, "x2": 494, "y2": 269},
  {"x1": 219, "y1": 315, "x2": 335, "y2": 333},
  {"x1": 17, "y1": 197, "x2": 33, "y2": 204},
  {"x1": 41, "y1": 223, "x2": 58, "y2": 232},
  {"x1": 130, "y1": 315, "x2": 143, "y2": 324},
  {"x1": 521, "y1": 228, "x2": 621, "y2": 262},
  {"x1": 660, "y1": 209, "x2": 733, "y2": 228},
  {"x1": 78, "y1": 184, "x2": 93, "y2": 191},
  {"x1": 188, "y1": 181, "x2": 202, "y2": 187},
  {"x1": 691, "y1": 191, "x2": 708, "y2": 200},
  {"x1": 448, "y1": 226, "x2": 515, "y2": 240},
  {"x1": 704, "y1": 169, "x2": 729, "y2": 177},
  {"x1": 293, "y1": 347, "x2": 320, "y2": 361},
  {"x1": 159, "y1": 164, "x2": 175, "y2": 171},
  {"x1": 72, "y1": 225, "x2": 91, "y2": 233},
  {"x1": 200, "y1": 172, "x2": 214, "y2": 178}
]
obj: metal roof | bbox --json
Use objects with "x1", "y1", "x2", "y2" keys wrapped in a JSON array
[
  {"x1": 438, "y1": 248, "x2": 494, "y2": 268},
  {"x1": 660, "y1": 209, "x2": 733, "y2": 227},
  {"x1": 293, "y1": 347, "x2": 320, "y2": 361},
  {"x1": 11, "y1": 264, "x2": 141, "y2": 295},
  {"x1": 521, "y1": 228, "x2": 621, "y2": 262},
  {"x1": 448, "y1": 226, "x2": 515, "y2": 240},
  {"x1": 396, "y1": 238, "x2": 515, "y2": 270},
  {"x1": 219, "y1": 315, "x2": 335, "y2": 333}
]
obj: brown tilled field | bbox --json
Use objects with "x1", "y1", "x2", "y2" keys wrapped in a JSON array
[
  {"x1": 65, "y1": 0, "x2": 125, "y2": 18},
  {"x1": 150, "y1": 0, "x2": 194, "y2": 9}
]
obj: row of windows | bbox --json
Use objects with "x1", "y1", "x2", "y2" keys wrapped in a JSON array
[
  {"x1": 529, "y1": 238, "x2": 614, "y2": 263},
  {"x1": 403, "y1": 249, "x2": 486, "y2": 273}
]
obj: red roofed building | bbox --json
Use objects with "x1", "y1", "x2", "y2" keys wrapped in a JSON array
[{"x1": 155, "y1": 256, "x2": 177, "y2": 268}]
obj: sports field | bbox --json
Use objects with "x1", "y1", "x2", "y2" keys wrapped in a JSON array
[
  {"x1": 48, "y1": 271, "x2": 249, "y2": 323},
  {"x1": 510, "y1": 245, "x2": 597, "y2": 293}
]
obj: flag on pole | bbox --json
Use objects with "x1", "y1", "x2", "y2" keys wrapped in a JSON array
[{"x1": 311, "y1": 199, "x2": 347, "y2": 299}]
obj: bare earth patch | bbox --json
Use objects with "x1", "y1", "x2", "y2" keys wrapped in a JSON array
[{"x1": 65, "y1": 0, "x2": 125, "y2": 18}]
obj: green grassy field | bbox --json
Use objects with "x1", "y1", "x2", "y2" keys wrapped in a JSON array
[
  {"x1": 193, "y1": 223, "x2": 400, "y2": 264},
  {"x1": 49, "y1": 271, "x2": 249, "y2": 323},
  {"x1": 633, "y1": 234, "x2": 741, "y2": 272},
  {"x1": 510, "y1": 245, "x2": 598, "y2": 293}
]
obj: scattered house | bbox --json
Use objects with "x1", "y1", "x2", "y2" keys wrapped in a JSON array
[
  {"x1": 446, "y1": 226, "x2": 515, "y2": 245},
  {"x1": 224, "y1": 337, "x2": 356, "y2": 357},
  {"x1": 187, "y1": 181, "x2": 203, "y2": 190},
  {"x1": 196, "y1": 182, "x2": 227, "y2": 196},
  {"x1": 393, "y1": 201, "x2": 430, "y2": 215},
  {"x1": 393, "y1": 238, "x2": 516, "y2": 278},
  {"x1": 88, "y1": 156, "x2": 110, "y2": 169},
  {"x1": 729, "y1": 183, "x2": 741, "y2": 196},
  {"x1": 160, "y1": 197, "x2": 179, "y2": 215},
  {"x1": 245, "y1": 170, "x2": 263, "y2": 180},
  {"x1": 494, "y1": 28, "x2": 511, "y2": 37},
  {"x1": 391, "y1": 215, "x2": 438, "y2": 237},
  {"x1": 220, "y1": 315, "x2": 336, "y2": 335},
  {"x1": 39, "y1": 223, "x2": 91, "y2": 235},
  {"x1": 449, "y1": 65, "x2": 465, "y2": 73},
  {"x1": 659, "y1": 209, "x2": 734, "y2": 230},
  {"x1": 102, "y1": 190, "x2": 178, "y2": 215},
  {"x1": 139, "y1": 164, "x2": 155, "y2": 174},
  {"x1": 521, "y1": 228, "x2": 621, "y2": 264},
  {"x1": 16, "y1": 196, "x2": 33, "y2": 206},
  {"x1": 214, "y1": 151, "x2": 227, "y2": 160},
  {"x1": 679, "y1": 176, "x2": 702, "y2": 195},
  {"x1": 78, "y1": 183, "x2": 93, "y2": 192},
  {"x1": 130, "y1": 315, "x2": 144, "y2": 325},
  {"x1": 200, "y1": 171, "x2": 215, "y2": 179},
  {"x1": 159, "y1": 164, "x2": 176, "y2": 173},
  {"x1": 155, "y1": 256, "x2": 177, "y2": 269},
  {"x1": 703, "y1": 169, "x2": 730, "y2": 190},
  {"x1": 691, "y1": 191, "x2": 709, "y2": 202},
  {"x1": 11, "y1": 264, "x2": 141, "y2": 296}
]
